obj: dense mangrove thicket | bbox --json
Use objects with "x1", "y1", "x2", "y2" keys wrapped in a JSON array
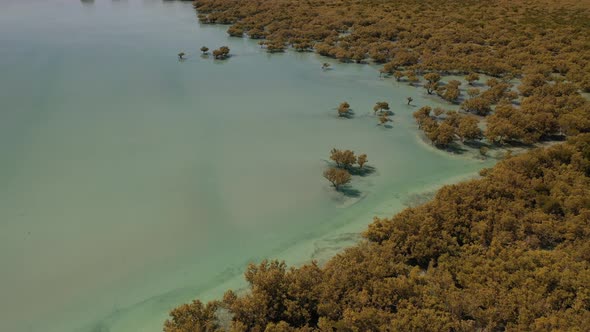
[
  {"x1": 413, "y1": 76, "x2": 590, "y2": 148},
  {"x1": 193, "y1": 0, "x2": 590, "y2": 148},
  {"x1": 165, "y1": 133, "x2": 590, "y2": 331},
  {"x1": 193, "y1": 0, "x2": 589, "y2": 86}
]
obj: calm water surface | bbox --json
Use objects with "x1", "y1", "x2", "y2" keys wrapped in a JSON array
[{"x1": 0, "y1": 1, "x2": 493, "y2": 331}]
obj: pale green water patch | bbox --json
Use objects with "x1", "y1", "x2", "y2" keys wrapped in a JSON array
[{"x1": 0, "y1": 1, "x2": 493, "y2": 332}]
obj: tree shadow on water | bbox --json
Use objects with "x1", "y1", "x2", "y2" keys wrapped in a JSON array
[
  {"x1": 338, "y1": 185, "x2": 362, "y2": 198},
  {"x1": 464, "y1": 140, "x2": 488, "y2": 149},
  {"x1": 348, "y1": 165, "x2": 376, "y2": 177},
  {"x1": 443, "y1": 142, "x2": 469, "y2": 154},
  {"x1": 377, "y1": 110, "x2": 395, "y2": 116},
  {"x1": 337, "y1": 109, "x2": 355, "y2": 119}
]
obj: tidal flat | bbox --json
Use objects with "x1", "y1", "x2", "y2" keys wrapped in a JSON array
[{"x1": 0, "y1": 1, "x2": 493, "y2": 331}]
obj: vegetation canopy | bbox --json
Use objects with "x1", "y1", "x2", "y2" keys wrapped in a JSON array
[
  {"x1": 212, "y1": 46, "x2": 230, "y2": 60},
  {"x1": 194, "y1": 0, "x2": 589, "y2": 89},
  {"x1": 194, "y1": 0, "x2": 590, "y2": 148},
  {"x1": 323, "y1": 167, "x2": 352, "y2": 190},
  {"x1": 163, "y1": 1, "x2": 590, "y2": 330}
]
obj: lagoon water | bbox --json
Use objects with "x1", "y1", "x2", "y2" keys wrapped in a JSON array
[{"x1": 0, "y1": 1, "x2": 493, "y2": 331}]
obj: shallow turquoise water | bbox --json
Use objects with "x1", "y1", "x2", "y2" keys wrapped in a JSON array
[{"x1": 0, "y1": 1, "x2": 493, "y2": 331}]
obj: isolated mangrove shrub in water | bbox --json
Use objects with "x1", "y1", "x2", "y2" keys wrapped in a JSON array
[
  {"x1": 378, "y1": 113, "x2": 391, "y2": 126},
  {"x1": 329, "y1": 148, "x2": 356, "y2": 169},
  {"x1": 323, "y1": 167, "x2": 351, "y2": 190},
  {"x1": 212, "y1": 46, "x2": 230, "y2": 60},
  {"x1": 357, "y1": 154, "x2": 367, "y2": 168},
  {"x1": 323, "y1": 149, "x2": 371, "y2": 190},
  {"x1": 372, "y1": 101, "x2": 389, "y2": 115},
  {"x1": 336, "y1": 102, "x2": 351, "y2": 118}
]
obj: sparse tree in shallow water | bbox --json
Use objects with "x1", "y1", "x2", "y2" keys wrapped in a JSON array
[
  {"x1": 178, "y1": 52, "x2": 185, "y2": 60},
  {"x1": 323, "y1": 167, "x2": 351, "y2": 190},
  {"x1": 337, "y1": 102, "x2": 351, "y2": 117},
  {"x1": 212, "y1": 46, "x2": 230, "y2": 60},
  {"x1": 407, "y1": 97, "x2": 413, "y2": 105},
  {"x1": 373, "y1": 101, "x2": 390, "y2": 114},
  {"x1": 357, "y1": 154, "x2": 368, "y2": 168},
  {"x1": 379, "y1": 113, "x2": 391, "y2": 125},
  {"x1": 322, "y1": 63, "x2": 331, "y2": 70},
  {"x1": 330, "y1": 148, "x2": 356, "y2": 168},
  {"x1": 200, "y1": 46, "x2": 209, "y2": 54}
]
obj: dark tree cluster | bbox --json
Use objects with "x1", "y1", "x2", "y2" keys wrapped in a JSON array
[
  {"x1": 336, "y1": 101, "x2": 395, "y2": 126},
  {"x1": 414, "y1": 106, "x2": 482, "y2": 148},
  {"x1": 194, "y1": 0, "x2": 590, "y2": 92},
  {"x1": 323, "y1": 149, "x2": 369, "y2": 190},
  {"x1": 166, "y1": 134, "x2": 590, "y2": 332},
  {"x1": 212, "y1": 46, "x2": 231, "y2": 60},
  {"x1": 373, "y1": 102, "x2": 392, "y2": 125},
  {"x1": 412, "y1": 69, "x2": 589, "y2": 148},
  {"x1": 485, "y1": 75, "x2": 590, "y2": 144}
]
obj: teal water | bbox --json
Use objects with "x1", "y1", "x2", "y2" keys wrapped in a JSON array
[{"x1": 0, "y1": 1, "x2": 493, "y2": 331}]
